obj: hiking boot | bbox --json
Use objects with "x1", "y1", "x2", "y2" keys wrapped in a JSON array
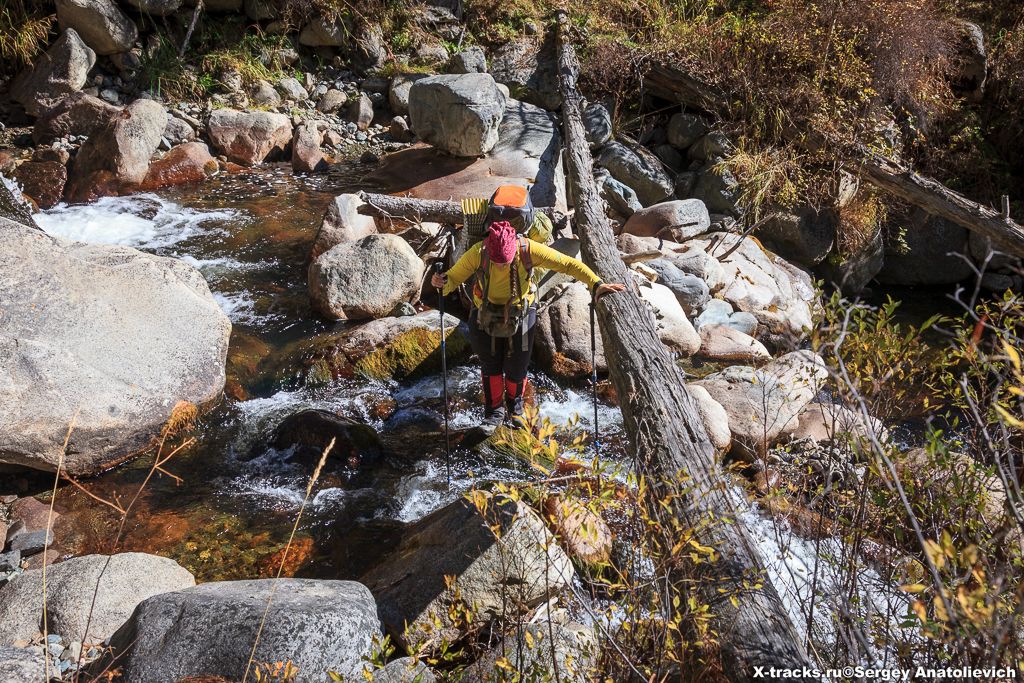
[
  {"x1": 481, "y1": 404, "x2": 506, "y2": 430},
  {"x1": 503, "y1": 395, "x2": 526, "y2": 429}
]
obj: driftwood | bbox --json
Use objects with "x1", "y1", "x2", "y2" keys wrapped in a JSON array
[
  {"x1": 645, "y1": 63, "x2": 1024, "y2": 258},
  {"x1": 557, "y1": 13, "x2": 816, "y2": 682},
  {"x1": 355, "y1": 191, "x2": 568, "y2": 230}
]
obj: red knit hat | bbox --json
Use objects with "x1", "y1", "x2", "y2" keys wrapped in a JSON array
[{"x1": 484, "y1": 220, "x2": 518, "y2": 264}]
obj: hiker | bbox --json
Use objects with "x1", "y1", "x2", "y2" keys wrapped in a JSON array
[{"x1": 432, "y1": 219, "x2": 625, "y2": 427}]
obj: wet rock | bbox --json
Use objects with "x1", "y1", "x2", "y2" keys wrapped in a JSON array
[
  {"x1": 409, "y1": 73, "x2": 507, "y2": 157},
  {"x1": 695, "y1": 351, "x2": 828, "y2": 460},
  {"x1": 0, "y1": 645, "x2": 46, "y2": 683},
  {"x1": 686, "y1": 384, "x2": 731, "y2": 453},
  {"x1": 361, "y1": 494, "x2": 575, "y2": 652},
  {"x1": 644, "y1": 259, "x2": 709, "y2": 315},
  {"x1": 667, "y1": 112, "x2": 709, "y2": 150},
  {"x1": 292, "y1": 123, "x2": 328, "y2": 173},
  {"x1": 489, "y1": 36, "x2": 561, "y2": 111},
  {"x1": 124, "y1": 0, "x2": 182, "y2": 16},
  {"x1": 139, "y1": 142, "x2": 216, "y2": 191},
  {"x1": 309, "y1": 234, "x2": 425, "y2": 321},
  {"x1": 0, "y1": 204, "x2": 231, "y2": 475},
  {"x1": 463, "y1": 610, "x2": 597, "y2": 683},
  {"x1": 692, "y1": 161, "x2": 741, "y2": 215},
  {"x1": 378, "y1": 657, "x2": 436, "y2": 682},
  {"x1": 163, "y1": 116, "x2": 195, "y2": 146},
  {"x1": 32, "y1": 93, "x2": 118, "y2": 144},
  {"x1": 622, "y1": 199, "x2": 711, "y2": 241},
  {"x1": 389, "y1": 73, "x2": 428, "y2": 115},
  {"x1": 264, "y1": 409, "x2": 383, "y2": 468},
  {"x1": 535, "y1": 281, "x2": 607, "y2": 380},
  {"x1": 543, "y1": 496, "x2": 612, "y2": 567},
  {"x1": 637, "y1": 279, "x2": 701, "y2": 356},
  {"x1": 317, "y1": 88, "x2": 347, "y2": 114},
  {"x1": 878, "y1": 209, "x2": 973, "y2": 285},
  {"x1": 11, "y1": 30, "x2": 96, "y2": 117},
  {"x1": 348, "y1": 92, "x2": 374, "y2": 131},
  {"x1": 311, "y1": 193, "x2": 379, "y2": 259},
  {"x1": 108, "y1": 579, "x2": 380, "y2": 683},
  {"x1": 583, "y1": 102, "x2": 612, "y2": 148},
  {"x1": 277, "y1": 77, "x2": 308, "y2": 102},
  {"x1": 693, "y1": 299, "x2": 758, "y2": 336},
  {"x1": 299, "y1": 16, "x2": 349, "y2": 47},
  {"x1": 760, "y1": 207, "x2": 837, "y2": 267},
  {"x1": 690, "y1": 232, "x2": 815, "y2": 344},
  {"x1": 65, "y1": 99, "x2": 167, "y2": 201},
  {"x1": 249, "y1": 79, "x2": 281, "y2": 107},
  {"x1": 13, "y1": 161, "x2": 67, "y2": 210},
  {"x1": 207, "y1": 108, "x2": 292, "y2": 166},
  {"x1": 697, "y1": 324, "x2": 770, "y2": 362},
  {"x1": 0, "y1": 553, "x2": 194, "y2": 646},
  {"x1": 449, "y1": 46, "x2": 487, "y2": 74},
  {"x1": 55, "y1": 0, "x2": 137, "y2": 56},
  {"x1": 598, "y1": 141, "x2": 674, "y2": 206}
]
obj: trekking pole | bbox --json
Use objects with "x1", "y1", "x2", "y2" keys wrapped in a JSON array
[
  {"x1": 436, "y1": 261, "x2": 452, "y2": 489},
  {"x1": 590, "y1": 299, "x2": 599, "y2": 456}
]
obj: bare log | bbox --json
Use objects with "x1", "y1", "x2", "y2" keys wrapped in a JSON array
[
  {"x1": 557, "y1": 13, "x2": 816, "y2": 682},
  {"x1": 645, "y1": 63, "x2": 1024, "y2": 258},
  {"x1": 355, "y1": 191, "x2": 568, "y2": 229}
]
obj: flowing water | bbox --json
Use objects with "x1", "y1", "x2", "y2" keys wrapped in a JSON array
[{"x1": 27, "y1": 165, "x2": 916, "y2": 662}]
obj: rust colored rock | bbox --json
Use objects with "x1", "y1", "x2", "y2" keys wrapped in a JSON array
[
  {"x1": 207, "y1": 108, "x2": 292, "y2": 166},
  {"x1": 542, "y1": 495, "x2": 612, "y2": 567},
  {"x1": 291, "y1": 122, "x2": 328, "y2": 173},
  {"x1": 14, "y1": 161, "x2": 67, "y2": 209},
  {"x1": 10, "y1": 496, "x2": 61, "y2": 532},
  {"x1": 140, "y1": 142, "x2": 217, "y2": 191}
]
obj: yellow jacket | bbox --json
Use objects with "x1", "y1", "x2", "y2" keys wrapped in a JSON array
[{"x1": 443, "y1": 239, "x2": 602, "y2": 306}]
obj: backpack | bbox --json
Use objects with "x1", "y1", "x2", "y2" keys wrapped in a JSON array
[
  {"x1": 462, "y1": 185, "x2": 553, "y2": 245},
  {"x1": 475, "y1": 236, "x2": 535, "y2": 341}
]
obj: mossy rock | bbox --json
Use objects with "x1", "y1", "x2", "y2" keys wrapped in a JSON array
[{"x1": 475, "y1": 424, "x2": 556, "y2": 471}]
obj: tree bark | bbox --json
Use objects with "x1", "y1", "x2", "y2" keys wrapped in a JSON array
[
  {"x1": 355, "y1": 191, "x2": 567, "y2": 230},
  {"x1": 644, "y1": 63, "x2": 1024, "y2": 257},
  {"x1": 557, "y1": 13, "x2": 817, "y2": 682}
]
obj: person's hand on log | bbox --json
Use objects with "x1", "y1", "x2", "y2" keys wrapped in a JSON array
[
  {"x1": 595, "y1": 282, "x2": 626, "y2": 299},
  {"x1": 431, "y1": 272, "x2": 447, "y2": 290}
]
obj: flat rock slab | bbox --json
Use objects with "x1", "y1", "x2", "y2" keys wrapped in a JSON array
[
  {"x1": 0, "y1": 645, "x2": 47, "y2": 683},
  {"x1": 108, "y1": 578, "x2": 380, "y2": 683},
  {"x1": 367, "y1": 99, "x2": 565, "y2": 210}
]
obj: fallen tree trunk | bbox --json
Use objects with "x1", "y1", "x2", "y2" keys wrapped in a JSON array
[
  {"x1": 645, "y1": 63, "x2": 1024, "y2": 258},
  {"x1": 556, "y1": 13, "x2": 816, "y2": 682},
  {"x1": 355, "y1": 191, "x2": 567, "y2": 229}
]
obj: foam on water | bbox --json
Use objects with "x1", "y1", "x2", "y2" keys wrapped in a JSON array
[{"x1": 35, "y1": 193, "x2": 240, "y2": 249}]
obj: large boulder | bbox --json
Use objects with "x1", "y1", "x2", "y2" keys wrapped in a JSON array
[
  {"x1": 361, "y1": 495, "x2": 575, "y2": 652},
  {"x1": 760, "y1": 207, "x2": 837, "y2": 267},
  {"x1": 0, "y1": 553, "x2": 194, "y2": 645},
  {"x1": 697, "y1": 324, "x2": 770, "y2": 363},
  {"x1": 10, "y1": 29, "x2": 96, "y2": 117},
  {"x1": 408, "y1": 73, "x2": 507, "y2": 157},
  {"x1": 139, "y1": 141, "x2": 217, "y2": 191},
  {"x1": 14, "y1": 161, "x2": 67, "y2": 210},
  {"x1": 582, "y1": 102, "x2": 612, "y2": 148},
  {"x1": 534, "y1": 281, "x2": 607, "y2": 380},
  {"x1": 124, "y1": 0, "x2": 183, "y2": 15},
  {"x1": 637, "y1": 280, "x2": 701, "y2": 356},
  {"x1": 299, "y1": 16, "x2": 349, "y2": 47},
  {"x1": 0, "y1": 214, "x2": 231, "y2": 475},
  {"x1": 686, "y1": 384, "x2": 732, "y2": 454},
  {"x1": 691, "y1": 161, "x2": 741, "y2": 215},
  {"x1": 488, "y1": 35, "x2": 561, "y2": 111},
  {"x1": 817, "y1": 228, "x2": 884, "y2": 295},
  {"x1": 644, "y1": 259, "x2": 709, "y2": 315},
  {"x1": 622, "y1": 199, "x2": 711, "y2": 241},
  {"x1": 783, "y1": 401, "x2": 887, "y2": 448},
  {"x1": 108, "y1": 579, "x2": 380, "y2": 683},
  {"x1": 0, "y1": 646, "x2": 46, "y2": 683},
  {"x1": 55, "y1": 0, "x2": 137, "y2": 56},
  {"x1": 207, "y1": 109, "x2": 293, "y2": 166},
  {"x1": 66, "y1": 98, "x2": 167, "y2": 201},
  {"x1": 463, "y1": 613, "x2": 597, "y2": 682},
  {"x1": 667, "y1": 112, "x2": 709, "y2": 150},
  {"x1": 878, "y1": 209, "x2": 973, "y2": 285},
  {"x1": 311, "y1": 193, "x2": 378, "y2": 259},
  {"x1": 389, "y1": 73, "x2": 429, "y2": 115},
  {"x1": 284, "y1": 311, "x2": 469, "y2": 384},
  {"x1": 598, "y1": 141, "x2": 674, "y2": 206},
  {"x1": 689, "y1": 233, "x2": 815, "y2": 344},
  {"x1": 695, "y1": 351, "x2": 828, "y2": 460},
  {"x1": 32, "y1": 92, "x2": 120, "y2": 144},
  {"x1": 308, "y1": 234, "x2": 425, "y2": 321}
]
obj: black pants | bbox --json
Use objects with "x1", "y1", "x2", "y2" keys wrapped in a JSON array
[{"x1": 469, "y1": 307, "x2": 536, "y2": 412}]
